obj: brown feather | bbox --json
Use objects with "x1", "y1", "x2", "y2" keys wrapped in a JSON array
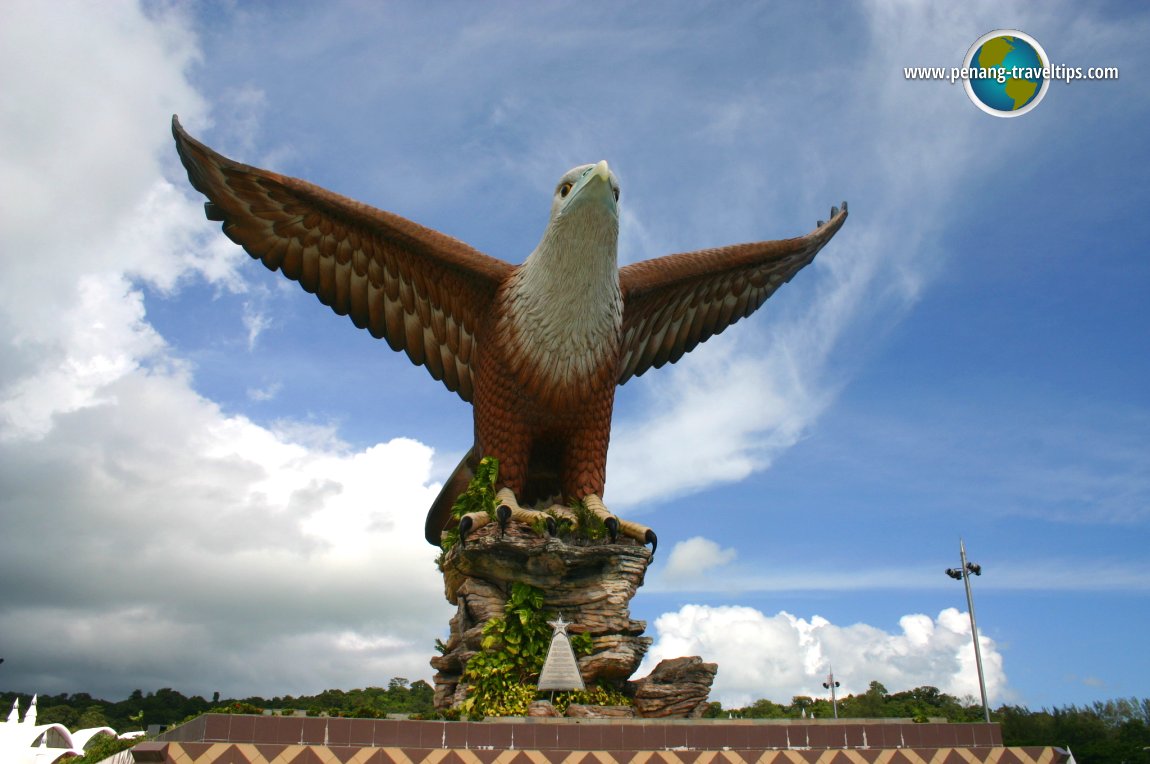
[
  {"x1": 617, "y1": 209, "x2": 847, "y2": 383},
  {"x1": 171, "y1": 116, "x2": 511, "y2": 403},
  {"x1": 348, "y1": 271, "x2": 368, "y2": 329}
]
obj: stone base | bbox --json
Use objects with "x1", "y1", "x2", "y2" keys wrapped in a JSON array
[
  {"x1": 133, "y1": 714, "x2": 1069, "y2": 764},
  {"x1": 432, "y1": 519, "x2": 653, "y2": 709},
  {"x1": 566, "y1": 704, "x2": 635, "y2": 718},
  {"x1": 629, "y1": 657, "x2": 717, "y2": 718}
]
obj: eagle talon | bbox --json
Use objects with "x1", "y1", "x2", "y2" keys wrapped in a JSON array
[
  {"x1": 492, "y1": 488, "x2": 554, "y2": 538},
  {"x1": 604, "y1": 516, "x2": 619, "y2": 543},
  {"x1": 582, "y1": 494, "x2": 657, "y2": 550}
]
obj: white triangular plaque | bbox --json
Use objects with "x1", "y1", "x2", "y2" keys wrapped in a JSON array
[{"x1": 537, "y1": 616, "x2": 586, "y2": 692}]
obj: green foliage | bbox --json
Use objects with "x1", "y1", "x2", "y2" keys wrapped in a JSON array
[
  {"x1": 68, "y1": 733, "x2": 142, "y2": 764},
  {"x1": 999, "y1": 698, "x2": 1150, "y2": 764},
  {"x1": 720, "y1": 682, "x2": 991, "y2": 723},
  {"x1": 452, "y1": 457, "x2": 500, "y2": 522},
  {"x1": 714, "y1": 684, "x2": 1150, "y2": 761},
  {"x1": 460, "y1": 582, "x2": 551, "y2": 718},
  {"x1": 720, "y1": 683, "x2": 971, "y2": 722},
  {"x1": 76, "y1": 704, "x2": 110, "y2": 729},
  {"x1": 539, "y1": 500, "x2": 607, "y2": 542},
  {"x1": 38, "y1": 704, "x2": 79, "y2": 728},
  {"x1": 567, "y1": 498, "x2": 607, "y2": 540},
  {"x1": 701, "y1": 701, "x2": 726, "y2": 718},
  {"x1": 530, "y1": 513, "x2": 552, "y2": 536},
  {"x1": 552, "y1": 684, "x2": 632, "y2": 715},
  {"x1": 737, "y1": 698, "x2": 788, "y2": 719},
  {"x1": 0, "y1": 680, "x2": 436, "y2": 733},
  {"x1": 210, "y1": 701, "x2": 265, "y2": 715},
  {"x1": 569, "y1": 631, "x2": 594, "y2": 656},
  {"x1": 437, "y1": 456, "x2": 500, "y2": 566},
  {"x1": 459, "y1": 581, "x2": 602, "y2": 718}
]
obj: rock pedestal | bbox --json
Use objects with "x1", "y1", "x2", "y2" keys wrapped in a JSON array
[
  {"x1": 431, "y1": 519, "x2": 653, "y2": 710},
  {"x1": 627, "y1": 656, "x2": 718, "y2": 718}
]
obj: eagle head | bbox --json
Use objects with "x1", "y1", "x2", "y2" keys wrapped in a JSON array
[{"x1": 548, "y1": 160, "x2": 620, "y2": 222}]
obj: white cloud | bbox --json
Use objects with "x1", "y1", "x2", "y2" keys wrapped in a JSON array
[
  {"x1": 608, "y1": 328, "x2": 831, "y2": 508},
  {"x1": 242, "y1": 298, "x2": 273, "y2": 350},
  {"x1": 641, "y1": 604, "x2": 1007, "y2": 709},
  {"x1": 0, "y1": 0, "x2": 453, "y2": 699},
  {"x1": 662, "y1": 536, "x2": 738, "y2": 583},
  {"x1": 247, "y1": 382, "x2": 282, "y2": 402},
  {"x1": 0, "y1": 273, "x2": 164, "y2": 439}
]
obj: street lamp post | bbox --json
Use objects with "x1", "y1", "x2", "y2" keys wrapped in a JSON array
[
  {"x1": 946, "y1": 538, "x2": 991, "y2": 723},
  {"x1": 822, "y1": 668, "x2": 841, "y2": 719}
]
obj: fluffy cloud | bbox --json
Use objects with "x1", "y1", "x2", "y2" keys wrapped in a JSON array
[
  {"x1": 641, "y1": 604, "x2": 1005, "y2": 709},
  {"x1": 661, "y1": 537, "x2": 739, "y2": 583},
  {"x1": 0, "y1": 0, "x2": 452, "y2": 699}
]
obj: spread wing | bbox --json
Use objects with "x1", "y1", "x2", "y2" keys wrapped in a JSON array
[
  {"x1": 617, "y1": 205, "x2": 847, "y2": 384},
  {"x1": 172, "y1": 116, "x2": 513, "y2": 403}
]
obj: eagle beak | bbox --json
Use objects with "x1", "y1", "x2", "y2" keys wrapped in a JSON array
[{"x1": 567, "y1": 160, "x2": 615, "y2": 214}]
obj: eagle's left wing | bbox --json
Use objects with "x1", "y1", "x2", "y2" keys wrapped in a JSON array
[{"x1": 617, "y1": 204, "x2": 847, "y2": 385}]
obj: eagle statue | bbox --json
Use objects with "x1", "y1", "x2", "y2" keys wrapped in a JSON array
[{"x1": 172, "y1": 116, "x2": 848, "y2": 552}]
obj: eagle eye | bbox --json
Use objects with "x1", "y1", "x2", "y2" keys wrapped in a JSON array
[
  {"x1": 559, "y1": 182, "x2": 573, "y2": 198},
  {"x1": 613, "y1": 188, "x2": 620, "y2": 202}
]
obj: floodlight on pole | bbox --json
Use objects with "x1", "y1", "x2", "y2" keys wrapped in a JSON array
[
  {"x1": 822, "y1": 667, "x2": 841, "y2": 719},
  {"x1": 946, "y1": 538, "x2": 991, "y2": 723}
]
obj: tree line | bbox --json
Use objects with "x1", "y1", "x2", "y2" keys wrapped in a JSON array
[
  {"x1": 709, "y1": 683, "x2": 1149, "y2": 763},
  {"x1": 0, "y1": 677, "x2": 434, "y2": 733},
  {"x1": 3, "y1": 680, "x2": 1148, "y2": 763}
]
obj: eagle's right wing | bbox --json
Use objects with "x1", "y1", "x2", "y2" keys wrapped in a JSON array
[{"x1": 173, "y1": 116, "x2": 513, "y2": 403}]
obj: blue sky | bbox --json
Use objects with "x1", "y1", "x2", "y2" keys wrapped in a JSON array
[{"x1": 0, "y1": 1, "x2": 1146, "y2": 712}]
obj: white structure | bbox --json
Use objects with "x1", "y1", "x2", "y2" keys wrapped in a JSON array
[{"x1": 0, "y1": 695, "x2": 137, "y2": 764}]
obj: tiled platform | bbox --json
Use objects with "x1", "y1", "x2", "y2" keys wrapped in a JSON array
[{"x1": 130, "y1": 715, "x2": 1067, "y2": 764}]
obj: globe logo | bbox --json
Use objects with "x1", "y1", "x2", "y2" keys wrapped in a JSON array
[{"x1": 963, "y1": 30, "x2": 1050, "y2": 117}]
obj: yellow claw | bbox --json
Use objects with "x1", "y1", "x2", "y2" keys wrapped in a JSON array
[
  {"x1": 546, "y1": 503, "x2": 579, "y2": 527},
  {"x1": 583, "y1": 494, "x2": 657, "y2": 553},
  {"x1": 458, "y1": 490, "x2": 654, "y2": 553},
  {"x1": 496, "y1": 488, "x2": 555, "y2": 535}
]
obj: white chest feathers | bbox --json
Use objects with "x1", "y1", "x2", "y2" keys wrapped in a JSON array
[{"x1": 500, "y1": 233, "x2": 622, "y2": 393}]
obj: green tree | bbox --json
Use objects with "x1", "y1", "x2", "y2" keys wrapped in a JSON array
[
  {"x1": 69, "y1": 733, "x2": 139, "y2": 764},
  {"x1": 76, "y1": 705, "x2": 109, "y2": 729},
  {"x1": 848, "y1": 681, "x2": 889, "y2": 718},
  {"x1": 790, "y1": 696, "x2": 815, "y2": 716},
  {"x1": 742, "y1": 698, "x2": 787, "y2": 718},
  {"x1": 38, "y1": 704, "x2": 79, "y2": 728}
]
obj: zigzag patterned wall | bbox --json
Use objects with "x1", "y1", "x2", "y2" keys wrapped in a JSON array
[
  {"x1": 131, "y1": 743, "x2": 1065, "y2": 764},
  {"x1": 130, "y1": 715, "x2": 1066, "y2": 764}
]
